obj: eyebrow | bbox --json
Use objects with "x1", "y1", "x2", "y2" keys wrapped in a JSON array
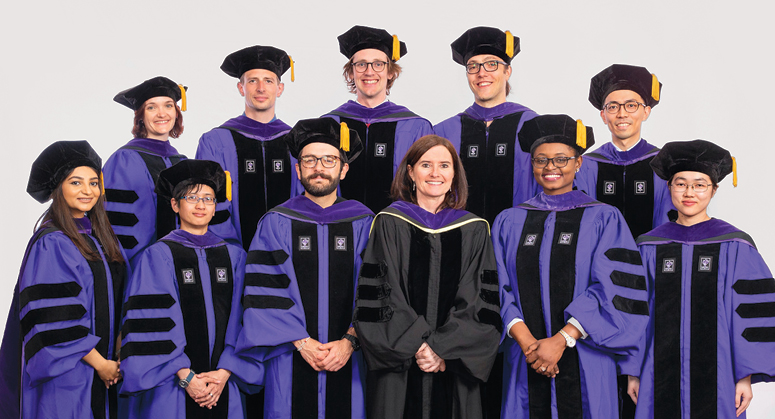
[
  {"x1": 67, "y1": 175, "x2": 99, "y2": 181},
  {"x1": 673, "y1": 176, "x2": 709, "y2": 182}
]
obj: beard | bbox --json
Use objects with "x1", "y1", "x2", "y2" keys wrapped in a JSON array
[{"x1": 301, "y1": 170, "x2": 341, "y2": 197}]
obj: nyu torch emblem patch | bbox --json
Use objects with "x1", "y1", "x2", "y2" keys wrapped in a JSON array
[
  {"x1": 523, "y1": 234, "x2": 537, "y2": 246},
  {"x1": 245, "y1": 159, "x2": 256, "y2": 173},
  {"x1": 662, "y1": 258, "x2": 676, "y2": 273},
  {"x1": 335, "y1": 236, "x2": 347, "y2": 251},
  {"x1": 604, "y1": 181, "x2": 616, "y2": 195},
  {"x1": 699, "y1": 256, "x2": 713, "y2": 272},
  {"x1": 299, "y1": 236, "x2": 312, "y2": 251},
  {"x1": 635, "y1": 181, "x2": 647, "y2": 195},
  {"x1": 468, "y1": 145, "x2": 479, "y2": 158},
  {"x1": 558, "y1": 232, "x2": 574, "y2": 245},
  {"x1": 273, "y1": 159, "x2": 284, "y2": 173},
  {"x1": 216, "y1": 268, "x2": 228, "y2": 283},
  {"x1": 375, "y1": 143, "x2": 387, "y2": 157},
  {"x1": 496, "y1": 143, "x2": 507, "y2": 156},
  {"x1": 182, "y1": 269, "x2": 195, "y2": 284}
]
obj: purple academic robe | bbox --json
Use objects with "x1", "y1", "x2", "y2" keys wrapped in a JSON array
[
  {"x1": 574, "y1": 139, "x2": 675, "y2": 238},
  {"x1": 103, "y1": 138, "x2": 186, "y2": 267},
  {"x1": 434, "y1": 102, "x2": 539, "y2": 225},
  {"x1": 196, "y1": 115, "x2": 301, "y2": 250},
  {"x1": 322, "y1": 100, "x2": 433, "y2": 214},
  {"x1": 634, "y1": 219, "x2": 775, "y2": 419},
  {"x1": 354, "y1": 201, "x2": 501, "y2": 419},
  {"x1": 0, "y1": 218, "x2": 126, "y2": 419},
  {"x1": 494, "y1": 191, "x2": 650, "y2": 419},
  {"x1": 227, "y1": 195, "x2": 373, "y2": 419},
  {"x1": 119, "y1": 230, "x2": 247, "y2": 419}
]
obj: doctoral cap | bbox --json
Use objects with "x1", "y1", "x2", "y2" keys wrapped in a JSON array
[
  {"x1": 27, "y1": 140, "x2": 102, "y2": 203},
  {"x1": 285, "y1": 118, "x2": 363, "y2": 164},
  {"x1": 650, "y1": 140, "x2": 736, "y2": 186},
  {"x1": 451, "y1": 26, "x2": 520, "y2": 65},
  {"x1": 114, "y1": 76, "x2": 187, "y2": 111},
  {"x1": 155, "y1": 160, "x2": 229, "y2": 203},
  {"x1": 518, "y1": 115, "x2": 595, "y2": 155},
  {"x1": 589, "y1": 64, "x2": 661, "y2": 110},
  {"x1": 338, "y1": 25, "x2": 406, "y2": 61},
  {"x1": 221, "y1": 45, "x2": 294, "y2": 81}
]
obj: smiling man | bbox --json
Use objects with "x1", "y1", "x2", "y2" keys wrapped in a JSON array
[
  {"x1": 434, "y1": 26, "x2": 539, "y2": 226},
  {"x1": 322, "y1": 25, "x2": 433, "y2": 214},
  {"x1": 196, "y1": 45, "x2": 300, "y2": 251},
  {"x1": 228, "y1": 118, "x2": 374, "y2": 419}
]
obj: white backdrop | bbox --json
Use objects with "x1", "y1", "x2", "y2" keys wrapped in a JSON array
[{"x1": 1, "y1": 0, "x2": 773, "y2": 415}]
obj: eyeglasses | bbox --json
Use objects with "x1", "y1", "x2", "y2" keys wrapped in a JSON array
[
  {"x1": 300, "y1": 155, "x2": 340, "y2": 169},
  {"x1": 181, "y1": 195, "x2": 216, "y2": 205},
  {"x1": 670, "y1": 181, "x2": 711, "y2": 193},
  {"x1": 604, "y1": 101, "x2": 647, "y2": 114},
  {"x1": 352, "y1": 61, "x2": 388, "y2": 73},
  {"x1": 531, "y1": 156, "x2": 577, "y2": 168},
  {"x1": 465, "y1": 60, "x2": 509, "y2": 74}
]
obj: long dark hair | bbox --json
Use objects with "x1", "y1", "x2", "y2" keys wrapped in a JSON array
[
  {"x1": 390, "y1": 135, "x2": 468, "y2": 210},
  {"x1": 131, "y1": 101, "x2": 184, "y2": 139},
  {"x1": 36, "y1": 169, "x2": 124, "y2": 263}
]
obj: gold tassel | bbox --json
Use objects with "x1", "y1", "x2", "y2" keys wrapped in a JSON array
[
  {"x1": 505, "y1": 30, "x2": 514, "y2": 58},
  {"x1": 99, "y1": 173, "x2": 105, "y2": 193},
  {"x1": 392, "y1": 35, "x2": 401, "y2": 61},
  {"x1": 651, "y1": 74, "x2": 660, "y2": 102},
  {"x1": 340, "y1": 122, "x2": 350, "y2": 152},
  {"x1": 732, "y1": 156, "x2": 737, "y2": 187},
  {"x1": 225, "y1": 171, "x2": 233, "y2": 201},
  {"x1": 576, "y1": 119, "x2": 587, "y2": 149},
  {"x1": 178, "y1": 84, "x2": 187, "y2": 112},
  {"x1": 289, "y1": 55, "x2": 295, "y2": 82}
]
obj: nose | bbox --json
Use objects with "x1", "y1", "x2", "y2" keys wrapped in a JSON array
[
  {"x1": 195, "y1": 197, "x2": 206, "y2": 208},
  {"x1": 616, "y1": 105, "x2": 628, "y2": 117},
  {"x1": 682, "y1": 186, "x2": 695, "y2": 197},
  {"x1": 81, "y1": 183, "x2": 94, "y2": 196}
]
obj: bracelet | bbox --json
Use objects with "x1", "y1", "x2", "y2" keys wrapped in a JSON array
[{"x1": 297, "y1": 338, "x2": 309, "y2": 352}]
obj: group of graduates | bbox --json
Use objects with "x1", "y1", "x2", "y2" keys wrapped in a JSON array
[{"x1": 1, "y1": 23, "x2": 774, "y2": 419}]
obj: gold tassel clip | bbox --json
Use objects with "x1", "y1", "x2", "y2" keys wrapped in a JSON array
[
  {"x1": 178, "y1": 84, "x2": 187, "y2": 112},
  {"x1": 576, "y1": 119, "x2": 587, "y2": 150},
  {"x1": 392, "y1": 35, "x2": 401, "y2": 61},
  {"x1": 505, "y1": 30, "x2": 514, "y2": 58},
  {"x1": 340, "y1": 122, "x2": 350, "y2": 152}
]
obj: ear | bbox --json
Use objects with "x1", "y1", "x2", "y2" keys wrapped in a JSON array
[
  {"x1": 339, "y1": 163, "x2": 349, "y2": 180},
  {"x1": 504, "y1": 64, "x2": 512, "y2": 80},
  {"x1": 407, "y1": 164, "x2": 415, "y2": 182},
  {"x1": 575, "y1": 155, "x2": 583, "y2": 171},
  {"x1": 600, "y1": 109, "x2": 608, "y2": 124},
  {"x1": 295, "y1": 163, "x2": 302, "y2": 180},
  {"x1": 276, "y1": 82, "x2": 285, "y2": 98},
  {"x1": 643, "y1": 105, "x2": 652, "y2": 121},
  {"x1": 171, "y1": 198, "x2": 180, "y2": 214},
  {"x1": 237, "y1": 81, "x2": 245, "y2": 97}
]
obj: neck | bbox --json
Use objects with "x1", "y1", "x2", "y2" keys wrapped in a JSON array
[
  {"x1": 474, "y1": 96, "x2": 507, "y2": 109},
  {"x1": 356, "y1": 94, "x2": 386, "y2": 109},
  {"x1": 416, "y1": 195, "x2": 444, "y2": 214},
  {"x1": 676, "y1": 211, "x2": 711, "y2": 227},
  {"x1": 304, "y1": 192, "x2": 338, "y2": 209},
  {"x1": 180, "y1": 224, "x2": 208, "y2": 236},
  {"x1": 543, "y1": 186, "x2": 573, "y2": 196},
  {"x1": 611, "y1": 134, "x2": 640, "y2": 151},
  {"x1": 244, "y1": 106, "x2": 276, "y2": 123},
  {"x1": 146, "y1": 133, "x2": 170, "y2": 142}
]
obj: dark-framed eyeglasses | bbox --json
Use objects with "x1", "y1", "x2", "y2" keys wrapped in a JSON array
[
  {"x1": 604, "y1": 101, "x2": 647, "y2": 114},
  {"x1": 531, "y1": 156, "x2": 577, "y2": 168},
  {"x1": 300, "y1": 155, "x2": 340, "y2": 168},
  {"x1": 352, "y1": 61, "x2": 388, "y2": 73},
  {"x1": 670, "y1": 181, "x2": 711, "y2": 193},
  {"x1": 181, "y1": 195, "x2": 216, "y2": 206},
  {"x1": 466, "y1": 60, "x2": 509, "y2": 74}
]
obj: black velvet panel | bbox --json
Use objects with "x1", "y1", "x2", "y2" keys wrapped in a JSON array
[
  {"x1": 690, "y1": 243, "x2": 720, "y2": 418},
  {"x1": 604, "y1": 247, "x2": 643, "y2": 266},
  {"x1": 232, "y1": 131, "x2": 267, "y2": 252},
  {"x1": 132, "y1": 151, "x2": 182, "y2": 241},
  {"x1": 742, "y1": 327, "x2": 775, "y2": 342},
  {"x1": 479, "y1": 289, "x2": 499, "y2": 306},
  {"x1": 477, "y1": 308, "x2": 503, "y2": 333},
  {"x1": 481, "y1": 270, "x2": 498, "y2": 285},
  {"x1": 245, "y1": 273, "x2": 291, "y2": 289},
  {"x1": 438, "y1": 228, "x2": 463, "y2": 329},
  {"x1": 116, "y1": 235, "x2": 139, "y2": 250},
  {"x1": 19, "y1": 281, "x2": 82, "y2": 307},
  {"x1": 247, "y1": 249, "x2": 289, "y2": 266},
  {"x1": 104, "y1": 188, "x2": 139, "y2": 204},
  {"x1": 733, "y1": 278, "x2": 775, "y2": 295},
  {"x1": 407, "y1": 227, "x2": 432, "y2": 318},
  {"x1": 353, "y1": 306, "x2": 394, "y2": 323},
  {"x1": 610, "y1": 271, "x2": 647, "y2": 290},
  {"x1": 595, "y1": 159, "x2": 656, "y2": 238},
  {"x1": 612, "y1": 295, "x2": 649, "y2": 315},
  {"x1": 356, "y1": 283, "x2": 392, "y2": 300},
  {"x1": 106, "y1": 211, "x2": 139, "y2": 227},
  {"x1": 243, "y1": 295, "x2": 295, "y2": 310},
  {"x1": 121, "y1": 340, "x2": 176, "y2": 358},
  {"x1": 84, "y1": 236, "x2": 114, "y2": 419},
  {"x1": 211, "y1": 210, "x2": 230, "y2": 225},
  {"x1": 21, "y1": 304, "x2": 86, "y2": 337},
  {"x1": 205, "y1": 246, "x2": 233, "y2": 418},
  {"x1": 122, "y1": 318, "x2": 175, "y2": 334},
  {"x1": 291, "y1": 221, "x2": 319, "y2": 418},
  {"x1": 360, "y1": 262, "x2": 388, "y2": 279},
  {"x1": 25, "y1": 326, "x2": 89, "y2": 362},
  {"x1": 263, "y1": 134, "x2": 293, "y2": 211},
  {"x1": 123, "y1": 294, "x2": 175, "y2": 311},
  {"x1": 654, "y1": 243, "x2": 682, "y2": 419},
  {"x1": 736, "y1": 302, "x2": 775, "y2": 318}
]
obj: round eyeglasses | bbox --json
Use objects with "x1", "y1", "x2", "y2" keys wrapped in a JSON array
[
  {"x1": 466, "y1": 60, "x2": 509, "y2": 74},
  {"x1": 531, "y1": 156, "x2": 577, "y2": 168},
  {"x1": 352, "y1": 61, "x2": 388, "y2": 73},
  {"x1": 604, "y1": 101, "x2": 647, "y2": 114},
  {"x1": 181, "y1": 195, "x2": 216, "y2": 205},
  {"x1": 300, "y1": 155, "x2": 340, "y2": 169},
  {"x1": 670, "y1": 181, "x2": 711, "y2": 193}
]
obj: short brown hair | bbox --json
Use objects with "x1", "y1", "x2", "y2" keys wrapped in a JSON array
[
  {"x1": 131, "y1": 102, "x2": 184, "y2": 139},
  {"x1": 342, "y1": 60, "x2": 402, "y2": 95},
  {"x1": 390, "y1": 135, "x2": 468, "y2": 210}
]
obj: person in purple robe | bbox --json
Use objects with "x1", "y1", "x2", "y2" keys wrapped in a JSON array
[
  {"x1": 197, "y1": 45, "x2": 302, "y2": 251},
  {"x1": 493, "y1": 115, "x2": 650, "y2": 419},
  {"x1": 103, "y1": 76, "x2": 188, "y2": 267},
  {"x1": 354, "y1": 135, "x2": 501, "y2": 419},
  {"x1": 322, "y1": 25, "x2": 433, "y2": 214},
  {"x1": 119, "y1": 160, "x2": 248, "y2": 419},
  {"x1": 434, "y1": 27, "x2": 539, "y2": 227},
  {"x1": 630, "y1": 140, "x2": 775, "y2": 419},
  {"x1": 223, "y1": 118, "x2": 373, "y2": 419},
  {"x1": 0, "y1": 141, "x2": 127, "y2": 419}
]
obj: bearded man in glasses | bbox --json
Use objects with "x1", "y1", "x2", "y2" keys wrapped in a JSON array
[{"x1": 322, "y1": 25, "x2": 433, "y2": 214}]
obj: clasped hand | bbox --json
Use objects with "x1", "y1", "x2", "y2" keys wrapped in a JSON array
[
  {"x1": 524, "y1": 334, "x2": 565, "y2": 378},
  {"x1": 415, "y1": 342, "x2": 446, "y2": 373}
]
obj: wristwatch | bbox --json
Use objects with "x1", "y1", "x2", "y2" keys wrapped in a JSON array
[
  {"x1": 178, "y1": 370, "x2": 195, "y2": 388},
  {"x1": 342, "y1": 333, "x2": 360, "y2": 351},
  {"x1": 558, "y1": 330, "x2": 576, "y2": 348}
]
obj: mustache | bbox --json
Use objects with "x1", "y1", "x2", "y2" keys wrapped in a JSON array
[{"x1": 306, "y1": 173, "x2": 333, "y2": 181}]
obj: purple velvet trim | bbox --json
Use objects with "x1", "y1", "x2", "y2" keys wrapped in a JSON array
[
  {"x1": 585, "y1": 139, "x2": 659, "y2": 165},
  {"x1": 519, "y1": 190, "x2": 605, "y2": 212},
  {"x1": 387, "y1": 200, "x2": 470, "y2": 230},
  {"x1": 461, "y1": 102, "x2": 534, "y2": 122},
  {"x1": 125, "y1": 138, "x2": 181, "y2": 157},
  {"x1": 219, "y1": 115, "x2": 291, "y2": 140},
  {"x1": 75, "y1": 217, "x2": 92, "y2": 234},
  {"x1": 160, "y1": 229, "x2": 225, "y2": 248},
  {"x1": 326, "y1": 100, "x2": 421, "y2": 123},
  {"x1": 642, "y1": 218, "x2": 749, "y2": 246},
  {"x1": 275, "y1": 194, "x2": 373, "y2": 224}
]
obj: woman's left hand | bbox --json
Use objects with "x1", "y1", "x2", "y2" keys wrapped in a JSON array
[
  {"x1": 735, "y1": 375, "x2": 752, "y2": 417},
  {"x1": 524, "y1": 334, "x2": 565, "y2": 378},
  {"x1": 194, "y1": 369, "x2": 231, "y2": 409}
]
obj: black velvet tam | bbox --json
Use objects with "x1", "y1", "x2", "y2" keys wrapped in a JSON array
[
  {"x1": 27, "y1": 140, "x2": 102, "y2": 203},
  {"x1": 517, "y1": 114, "x2": 595, "y2": 156},
  {"x1": 285, "y1": 118, "x2": 363, "y2": 163},
  {"x1": 650, "y1": 140, "x2": 733, "y2": 184},
  {"x1": 451, "y1": 26, "x2": 520, "y2": 65},
  {"x1": 589, "y1": 64, "x2": 661, "y2": 110},
  {"x1": 155, "y1": 160, "x2": 228, "y2": 203},
  {"x1": 338, "y1": 25, "x2": 407, "y2": 61},
  {"x1": 113, "y1": 76, "x2": 186, "y2": 111},
  {"x1": 221, "y1": 45, "x2": 291, "y2": 79}
]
